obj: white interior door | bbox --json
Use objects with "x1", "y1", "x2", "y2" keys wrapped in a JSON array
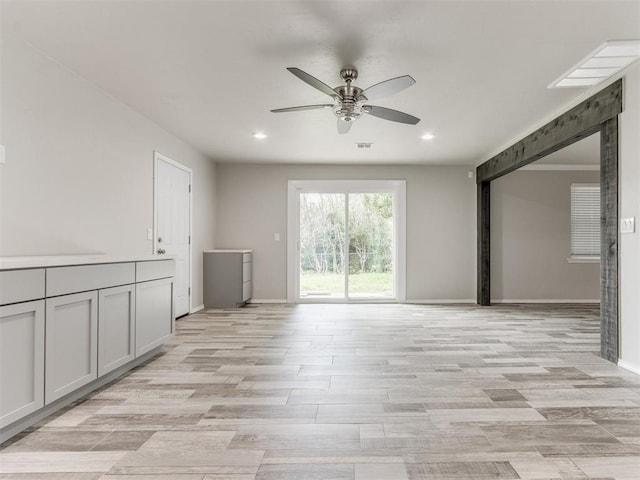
[{"x1": 155, "y1": 152, "x2": 191, "y2": 317}]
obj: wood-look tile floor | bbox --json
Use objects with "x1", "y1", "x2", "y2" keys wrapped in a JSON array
[{"x1": 2, "y1": 303, "x2": 640, "y2": 479}]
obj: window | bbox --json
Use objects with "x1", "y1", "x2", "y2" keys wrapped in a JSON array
[{"x1": 570, "y1": 183, "x2": 600, "y2": 262}]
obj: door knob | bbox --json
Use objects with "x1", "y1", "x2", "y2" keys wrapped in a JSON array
[{"x1": 157, "y1": 248, "x2": 166, "y2": 255}]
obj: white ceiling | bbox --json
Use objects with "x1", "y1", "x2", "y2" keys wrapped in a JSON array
[{"x1": 2, "y1": 0, "x2": 639, "y2": 165}]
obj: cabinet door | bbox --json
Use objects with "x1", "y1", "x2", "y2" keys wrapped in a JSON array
[
  {"x1": 0, "y1": 300, "x2": 45, "y2": 428},
  {"x1": 136, "y1": 277, "x2": 174, "y2": 357},
  {"x1": 98, "y1": 284, "x2": 135, "y2": 376},
  {"x1": 45, "y1": 291, "x2": 98, "y2": 404}
]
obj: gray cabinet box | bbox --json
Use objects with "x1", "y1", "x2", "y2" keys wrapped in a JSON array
[
  {"x1": 0, "y1": 300, "x2": 45, "y2": 428},
  {"x1": 135, "y1": 277, "x2": 174, "y2": 356},
  {"x1": 203, "y1": 250, "x2": 252, "y2": 308},
  {"x1": 98, "y1": 284, "x2": 135, "y2": 376},
  {"x1": 0, "y1": 269, "x2": 45, "y2": 306},
  {"x1": 45, "y1": 291, "x2": 98, "y2": 404}
]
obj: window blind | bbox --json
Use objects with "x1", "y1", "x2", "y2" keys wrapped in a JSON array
[{"x1": 570, "y1": 183, "x2": 600, "y2": 257}]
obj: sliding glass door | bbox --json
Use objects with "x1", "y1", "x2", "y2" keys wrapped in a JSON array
[
  {"x1": 347, "y1": 193, "x2": 393, "y2": 299},
  {"x1": 299, "y1": 193, "x2": 346, "y2": 299},
  {"x1": 289, "y1": 181, "x2": 406, "y2": 303}
]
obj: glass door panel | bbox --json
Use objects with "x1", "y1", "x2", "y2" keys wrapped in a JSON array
[
  {"x1": 348, "y1": 193, "x2": 394, "y2": 299},
  {"x1": 299, "y1": 193, "x2": 346, "y2": 299}
]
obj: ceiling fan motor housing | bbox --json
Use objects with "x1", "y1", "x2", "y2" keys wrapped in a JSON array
[{"x1": 333, "y1": 82, "x2": 365, "y2": 121}]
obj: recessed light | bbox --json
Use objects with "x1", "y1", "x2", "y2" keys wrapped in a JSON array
[
  {"x1": 549, "y1": 40, "x2": 640, "y2": 88},
  {"x1": 421, "y1": 133, "x2": 435, "y2": 141},
  {"x1": 252, "y1": 132, "x2": 267, "y2": 139}
]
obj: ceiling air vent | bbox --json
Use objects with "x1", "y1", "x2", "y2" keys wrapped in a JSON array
[
  {"x1": 549, "y1": 40, "x2": 640, "y2": 88},
  {"x1": 356, "y1": 143, "x2": 373, "y2": 149}
]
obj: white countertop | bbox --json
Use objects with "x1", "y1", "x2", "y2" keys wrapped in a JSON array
[
  {"x1": 0, "y1": 254, "x2": 174, "y2": 271},
  {"x1": 203, "y1": 249, "x2": 252, "y2": 253}
]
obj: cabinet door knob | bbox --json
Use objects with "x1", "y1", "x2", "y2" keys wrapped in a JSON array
[{"x1": 157, "y1": 248, "x2": 166, "y2": 255}]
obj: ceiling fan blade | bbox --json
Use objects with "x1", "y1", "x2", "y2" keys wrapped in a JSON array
[
  {"x1": 337, "y1": 118, "x2": 353, "y2": 134},
  {"x1": 363, "y1": 105, "x2": 420, "y2": 125},
  {"x1": 287, "y1": 67, "x2": 340, "y2": 99},
  {"x1": 360, "y1": 75, "x2": 416, "y2": 101},
  {"x1": 271, "y1": 104, "x2": 333, "y2": 113}
]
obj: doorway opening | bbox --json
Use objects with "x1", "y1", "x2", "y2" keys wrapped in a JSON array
[{"x1": 287, "y1": 180, "x2": 406, "y2": 303}]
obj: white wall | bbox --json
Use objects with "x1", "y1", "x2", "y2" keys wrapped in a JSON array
[
  {"x1": 215, "y1": 164, "x2": 476, "y2": 302},
  {"x1": 0, "y1": 34, "x2": 217, "y2": 309},
  {"x1": 619, "y1": 63, "x2": 640, "y2": 373},
  {"x1": 491, "y1": 170, "x2": 600, "y2": 302}
]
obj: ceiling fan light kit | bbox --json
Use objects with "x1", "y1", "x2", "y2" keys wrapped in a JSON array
[{"x1": 271, "y1": 66, "x2": 421, "y2": 134}]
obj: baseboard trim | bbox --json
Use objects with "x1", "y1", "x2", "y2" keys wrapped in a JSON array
[
  {"x1": 236, "y1": 298, "x2": 599, "y2": 306},
  {"x1": 249, "y1": 299, "x2": 288, "y2": 304},
  {"x1": 190, "y1": 304, "x2": 205, "y2": 313},
  {"x1": 491, "y1": 299, "x2": 600, "y2": 304},
  {"x1": 407, "y1": 299, "x2": 476, "y2": 304},
  {"x1": 618, "y1": 360, "x2": 640, "y2": 376}
]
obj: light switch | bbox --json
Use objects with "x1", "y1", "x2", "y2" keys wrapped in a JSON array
[
  {"x1": 274, "y1": 233, "x2": 280, "y2": 241},
  {"x1": 621, "y1": 217, "x2": 635, "y2": 234}
]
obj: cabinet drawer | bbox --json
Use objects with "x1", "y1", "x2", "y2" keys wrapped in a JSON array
[
  {"x1": 242, "y1": 281, "x2": 252, "y2": 302},
  {"x1": 136, "y1": 260, "x2": 175, "y2": 282},
  {"x1": 242, "y1": 261, "x2": 252, "y2": 282},
  {"x1": 47, "y1": 263, "x2": 135, "y2": 297},
  {"x1": 0, "y1": 269, "x2": 45, "y2": 306},
  {"x1": 243, "y1": 252, "x2": 251, "y2": 263}
]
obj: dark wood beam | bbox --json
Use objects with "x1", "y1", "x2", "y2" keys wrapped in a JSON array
[
  {"x1": 475, "y1": 81, "x2": 622, "y2": 364},
  {"x1": 476, "y1": 79, "x2": 623, "y2": 183},
  {"x1": 600, "y1": 117, "x2": 618, "y2": 362},
  {"x1": 477, "y1": 181, "x2": 491, "y2": 306}
]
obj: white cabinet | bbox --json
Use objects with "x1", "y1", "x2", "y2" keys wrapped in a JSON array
[
  {"x1": 98, "y1": 284, "x2": 135, "y2": 376},
  {"x1": 0, "y1": 300, "x2": 45, "y2": 428},
  {"x1": 45, "y1": 291, "x2": 98, "y2": 404},
  {"x1": 136, "y1": 277, "x2": 174, "y2": 357},
  {"x1": 203, "y1": 250, "x2": 252, "y2": 308}
]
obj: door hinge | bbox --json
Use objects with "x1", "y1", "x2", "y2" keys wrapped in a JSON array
[
  {"x1": 188, "y1": 235, "x2": 191, "y2": 245},
  {"x1": 188, "y1": 184, "x2": 191, "y2": 193},
  {"x1": 188, "y1": 287, "x2": 191, "y2": 296}
]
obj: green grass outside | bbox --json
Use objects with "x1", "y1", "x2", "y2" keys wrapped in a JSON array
[{"x1": 300, "y1": 271, "x2": 393, "y2": 296}]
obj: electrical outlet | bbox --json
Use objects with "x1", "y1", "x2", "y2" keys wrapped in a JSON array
[
  {"x1": 621, "y1": 217, "x2": 635, "y2": 234},
  {"x1": 274, "y1": 233, "x2": 281, "y2": 241}
]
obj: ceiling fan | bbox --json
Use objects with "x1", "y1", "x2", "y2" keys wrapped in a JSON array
[{"x1": 271, "y1": 67, "x2": 420, "y2": 134}]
